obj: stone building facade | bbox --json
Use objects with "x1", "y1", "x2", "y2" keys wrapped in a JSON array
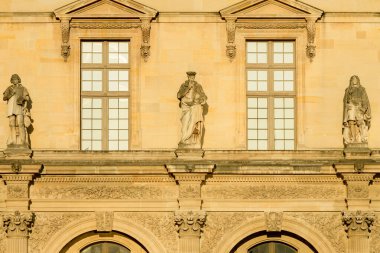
[{"x1": 1, "y1": 0, "x2": 380, "y2": 253}]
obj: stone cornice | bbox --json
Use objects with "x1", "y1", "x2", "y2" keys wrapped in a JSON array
[
  {"x1": 206, "y1": 175, "x2": 343, "y2": 183},
  {"x1": 34, "y1": 176, "x2": 175, "y2": 183}
]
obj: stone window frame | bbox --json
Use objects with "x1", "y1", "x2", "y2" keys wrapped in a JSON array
[
  {"x1": 234, "y1": 234, "x2": 314, "y2": 253},
  {"x1": 80, "y1": 40, "x2": 131, "y2": 151},
  {"x1": 246, "y1": 39, "x2": 297, "y2": 150},
  {"x1": 61, "y1": 231, "x2": 147, "y2": 253}
]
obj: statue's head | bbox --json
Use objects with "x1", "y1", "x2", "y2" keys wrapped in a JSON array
[
  {"x1": 186, "y1": 71, "x2": 196, "y2": 82},
  {"x1": 349, "y1": 75, "x2": 360, "y2": 87},
  {"x1": 10, "y1": 74, "x2": 21, "y2": 85}
]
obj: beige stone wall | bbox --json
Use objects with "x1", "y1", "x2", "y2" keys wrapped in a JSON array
[{"x1": 1, "y1": 13, "x2": 380, "y2": 150}]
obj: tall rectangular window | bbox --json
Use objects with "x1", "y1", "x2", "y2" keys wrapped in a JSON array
[
  {"x1": 81, "y1": 41, "x2": 130, "y2": 150},
  {"x1": 247, "y1": 41, "x2": 295, "y2": 150}
]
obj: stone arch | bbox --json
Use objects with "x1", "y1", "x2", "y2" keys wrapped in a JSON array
[
  {"x1": 41, "y1": 216, "x2": 167, "y2": 253},
  {"x1": 214, "y1": 216, "x2": 337, "y2": 253}
]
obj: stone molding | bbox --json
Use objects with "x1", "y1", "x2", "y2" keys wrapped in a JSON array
[
  {"x1": 34, "y1": 176, "x2": 175, "y2": 183},
  {"x1": 342, "y1": 210, "x2": 375, "y2": 235},
  {"x1": 220, "y1": 0, "x2": 323, "y2": 61},
  {"x1": 206, "y1": 175, "x2": 342, "y2": 183},
  {"x1": 265, "y1": 211, "x2": 283, "y2": 232},
  {"x1": 174, "y1": 210, "x2": 206, "y2": 237},
  {"x1": 54, "y1": 0, "x2": 158, "y2": 61},
  {"x1": 2, "y1": 211, "x2": 34, "y2": 237}
]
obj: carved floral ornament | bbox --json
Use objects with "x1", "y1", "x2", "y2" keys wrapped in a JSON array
[
  {"x1": 219, "y1": 0, "x2": 323, "y2": 61},
  {"x1": 2, "y1": 211, "x2": 35, "y2": 236},
  {"x1": 342, "y1": 210, "x2": 375, "y2": 235},
  {"x1": 174, "y1": 210, "x2": 206, "y2": 237},
  {"x1": 54, "y1": 0, "x2": 158, "y2": 61}
]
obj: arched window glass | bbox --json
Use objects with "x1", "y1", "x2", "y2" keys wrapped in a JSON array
[
  {"x1": 81, "y1": 242, "x2": 130, "y2": 253},
  {"x1": 249, "y1": 242, "x2": 297, "y2": 253}
]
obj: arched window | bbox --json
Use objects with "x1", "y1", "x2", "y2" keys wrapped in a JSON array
[
  {"x1": 249, "y1": 242, "x2": 297, "y2": 253},
  {"x1": 81, "y1": 242, "x2": 130, "y2": 253}
]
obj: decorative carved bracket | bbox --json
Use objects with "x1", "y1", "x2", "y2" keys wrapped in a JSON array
[
  {"x1": 140, "y1": 18, "x2": 152, "y2": 61},
  {"x1": 226, "y1": 18, "x2": 237, "y2": 60},
  {"x1": 60, "y1": 18, "x2": 71, "y2": 62},
  {"x1": 2, "y1": 211, "x2": 35, "y2": 237},
  {"x1": 174, "y1": 210, "x2": 206, "y2": 237},
  {"x1": 306, "y1": 18, "x2": 317, "y2": 61},
  {"x1": 265, "y1": 212, "x2": 283, "y2": 232},
  {"x1": 342, "y1": 210, "x2": 375, "y2": 236}
]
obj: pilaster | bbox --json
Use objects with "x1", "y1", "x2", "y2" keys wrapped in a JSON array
[
  {"x1": 174, "y1": 210, "x2": 206, "y2": 253},
  {"x1": 342, "y1": 210, "x2": 375, "y2": 253},
  {"x1": 1, "y1": 211, "x2": 34, "y2": 253}
]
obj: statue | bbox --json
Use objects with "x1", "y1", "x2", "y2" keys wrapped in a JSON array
[
  {"x1": 177, "y1": 71, "x2": 207, "y2": 149},
  {"x1": 3, "y1": 74, "x2": 31, "y2": 148},
  {"x1": 342, "y1": 75, "x2": 371, "y2": 146}
]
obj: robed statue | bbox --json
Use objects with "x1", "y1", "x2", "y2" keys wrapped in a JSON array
[
  {"x1": 177, "y1": 71, "x2": 207, "y2": 149},
  {"x1": 342, "y1": 75, "x2": 371, "y2": 146},
  {"x1": 3, "y1": 74, "x2": 31, "y2": 148}
]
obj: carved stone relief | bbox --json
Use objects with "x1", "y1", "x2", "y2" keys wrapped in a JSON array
[
  {"x1": 0, "y1": 181, "x2": 6, "y2": 200},
  {"x1": 347, "y1": 182, "x2": 369, "y2": 199},
  {"x1": 30, "y1": 183, "x2": 177, "y2": 200},
  {"x1": 174, "y1": 210, "x2": 206, "y2": 237},
  {"x1": 287, "y1": 213, "x2": 346, "y2": 253},
  {"x1": 342, "y1": 210, "x2": 375, "y2": 235},
  {"x1": 116, "y1": 212, "x2": 178, "y2": 253},
  {"x1": 179, "y1": 184, "x2": 201, "y2": 199},
  {"x1": 2, "y1": 211, "x2": 34, "y2": 237},
  {"x1": 7, "y1": 184, "x2": 29, "y2": 199},
  {"x1": 200, "y1": 212, "x2": 261, "y2": 253},
  {"x1": 28, "y1": 212, "x2": 88, "y2": 253},
  {"x1": 265, "y1": 212, "x2": 283, "y2": 232},
  {"x1": 202, "y1": 184, "x2": 345, "y2": 199},
  {"x1": 96, "y1": 211, "x2": 113, "y2": 232}
]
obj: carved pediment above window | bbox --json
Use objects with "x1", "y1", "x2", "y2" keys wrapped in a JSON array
[
  {"x1": 54, "y1": 0, "x2": 158, "y2": 61},
  {"x1": 220, "y1": 0, "x2": 323, "y2": 61}
]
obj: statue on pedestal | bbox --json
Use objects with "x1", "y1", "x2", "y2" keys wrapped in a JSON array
[
  {"x1": 177, "y1": 71, "x2": 207, "y2": 149},
  {"x1": 3, "y1": 74, "x2": 31, "y2": 149},
  {"x1": 342, "y1": 75, "x2": 371, "y2": 147}
]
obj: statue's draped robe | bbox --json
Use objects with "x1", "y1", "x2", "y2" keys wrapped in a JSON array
[{"x1": 177, "y1": 81, "x2": 207, "y2": 148}]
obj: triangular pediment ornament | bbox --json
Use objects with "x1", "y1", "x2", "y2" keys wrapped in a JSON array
[
  {"x1": 220, "y1": 0, "x2": 323, "y2": 61},
  {"x1": 54, "y1": 0, "x2": 158, "y2": 61}
]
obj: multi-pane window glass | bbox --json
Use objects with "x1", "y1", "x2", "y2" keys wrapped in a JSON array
[
  {"x1": 247, "y1": 41, "x2": 296, "y2": 150},
  {"x1": 248, "y1": 98, "x2": 268, "y2": 150},
  {"x1": 81, "y1": 41, "x2": 130, "y2": 151},
  {"x1": 81, "y1": 242, "x2": 130, "y2": 253},
  {"x1": 248, "y1": 242, "x2": 297, "y2": 253}
]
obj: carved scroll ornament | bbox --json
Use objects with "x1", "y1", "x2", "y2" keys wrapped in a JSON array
[
  {"x1": 2, "y1": 211, "x2": 34, "y2": 237},
  {"x1": 342, "y1": 210, "x2": 375, "y2": 235},
  {"x1": 174, "y1": 210, "x2": 206, "y2": 237}
]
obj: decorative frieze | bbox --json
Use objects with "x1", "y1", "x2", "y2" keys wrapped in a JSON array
[
  {"x1": 265, "y1": 212, "x2": 283, "y2": 232},
  {"x1": 174, "y1": 210, "x2": 206, "y2": 238},
  {"x1": 203, "y1": 184, "x2": 345, "y2": 200},
  {"x1": 342, "y1": 210, "x2": 375, "y2": 235},
  {"x1": 30, "y1": 183, "x2": 177, "y2": 200},
  {"x1": 2, "y1": 211, "x2": 34, "y2": 237}
]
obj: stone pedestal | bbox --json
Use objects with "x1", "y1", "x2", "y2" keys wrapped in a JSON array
[
  {"x1": 4, "y1": 145, "x2": 32, "y2": 159},
  {"x1": 342, "y1": 210, "x2": 375, "y2": 253},
  {"x1": 175, "y1": 148, "x2": 205, "y2": 160},
  {"x1": 344, "y1": 144, "x2": 371, "y2": 159},
  {"x1": 2, "y1": 211, "x2": 34, "y2": 253}
]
